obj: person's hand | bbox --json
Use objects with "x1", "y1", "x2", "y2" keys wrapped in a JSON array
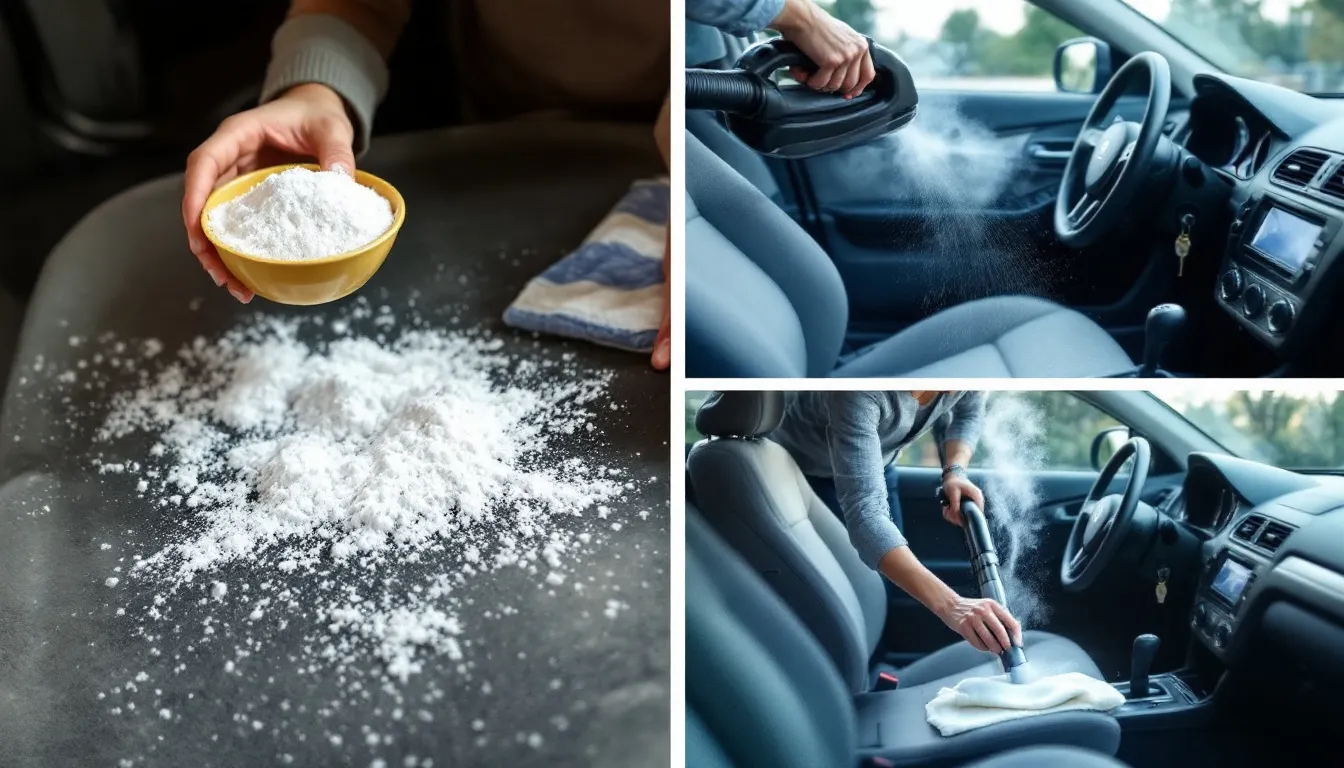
[
  {"x1": 652, "y1": 227, "x2": 671, "y2": 370},
  {"x1": 937, "y1": 596, "x2": 1023, "y2": 653},
  {"x1": 771, "y1": 0, "x2": 876, "y2": 99},
  {"x1": 182, "y1": 83, "x2": 356, "y2": 303},
  {"x1": 940, "y1": 472, "x2": 985, "y2": 527},
  {"x1": 652, "y1": 96, "x2": 671, "y2": 371}
]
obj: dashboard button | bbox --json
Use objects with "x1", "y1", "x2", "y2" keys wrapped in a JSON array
[
  {"x1": 1267, "y1": 300, "x2": 1295, "y2": 333},
  {"x1": 1219, "y1": 269, "x2": 1244, "y2": 301},
  {"x1": 1214, "y1": 622, "x2": 1231, "y2": 648},
  {"x1": 1242, "y1": 284, "x2": 1266, "y2": 318},
  {"x1": 1194, "y1": 604, "x2": 1209, "y2": 629}
]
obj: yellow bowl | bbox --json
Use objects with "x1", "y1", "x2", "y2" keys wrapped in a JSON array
[{"x1": 200, "y1": 163, "x2": 405, "y2": 305}]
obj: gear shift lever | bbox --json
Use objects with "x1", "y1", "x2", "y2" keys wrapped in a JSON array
[
  {"x1": 1129, "y1": 634, "x2": 1160, "y2": 698},
  {"x1": 1138, "y1": 304, "x2": 1186, "y2": 377}
]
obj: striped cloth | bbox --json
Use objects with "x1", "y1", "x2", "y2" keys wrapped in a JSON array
[{"x1": 504, "y1": 178, "x2": 668, "y2": 353}]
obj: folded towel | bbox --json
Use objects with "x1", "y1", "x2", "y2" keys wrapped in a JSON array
[
  {"x1": 925, "y1": 672, "x2": 1125, "y2": 737},
  {"x1": 503, "y1": 178, "x2": 668, "y2": 353}
]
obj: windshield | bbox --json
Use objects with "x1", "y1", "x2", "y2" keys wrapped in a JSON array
[
  {"x1": 1154, "y1": 388, "x2": 1344, "y2": 468},
  {"x1": 1122, "y1": 0, "x2": 1344, "y2": 93}
]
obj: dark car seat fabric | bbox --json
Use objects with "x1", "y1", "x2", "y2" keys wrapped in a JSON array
[
  {"x1": 688, "y1": 508, "x2": 1124, "y2": 767},
  {"x1": 684, "y1": 131, "x2": 1134, "y2": 378},
  {"x1": 687, "y1": 507, "x2": 856, "y2": 768}
]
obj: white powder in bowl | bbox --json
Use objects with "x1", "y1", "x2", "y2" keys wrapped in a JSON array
[{"x1": 207, "y1": 167, "x2": 394, "y2": 261}]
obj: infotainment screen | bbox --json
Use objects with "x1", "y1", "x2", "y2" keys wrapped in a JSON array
[
  {"x1": 1248, "y1": 206, "x2": 1323, "y2": 273},
  {"x1": 1211, "y1": 559, "x2": 1253, "y2": 604}
]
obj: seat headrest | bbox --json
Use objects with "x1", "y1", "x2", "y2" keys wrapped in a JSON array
[
  {"x1": 686, "y1": 22, "x2": 728, "y2": 67},
  {"x1": 695, "y1": 391, "x2": 784, "y2": 438}
]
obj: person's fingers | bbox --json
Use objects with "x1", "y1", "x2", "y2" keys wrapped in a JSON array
[
  {"x1": 310, "y1": 117, "x2": 356, "y2": 175},
  {"x1": 945, "y1": 484, "x2": 962, "y2": 512},
  {"x1": 227, "y1": 278, "x2": 254, "y2": 304},
  {"x1": 970, "y1": 615, "x2": 1000, "y2": 653},
  {"x1": 821, "y1": 59, "x2": 848, "y2": 93},
  {"x1": 808, "y1": 62, "x2": 839, "y2": 92},
  {"x1": 993, "y1": 602, "x2": 1024, "y2": 647},
  {"x1": 839, "y1": 57, "x2": 862, "y2": 98},
  {"x1": 980, "y1": 603, "x2": 1012, "y2": 652},
  {"x1": 788, "y1": 66, "x2": 812, "y2": 84},
  {"x1": 847, "y1": 51, "x2": 877, "y2": 99},
  {"x1": 652, "y1": 231, "x2": 671, "y2": 370},
  {"x1": 968, "y1": 484, "x2": 986, "y2": 510}
]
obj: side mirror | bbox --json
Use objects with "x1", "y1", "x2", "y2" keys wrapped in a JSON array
[
  {"x1": 1054, "y1": 37, "x2": 1112, "y2": 94},
  {"x1": 1091, "y1": 426, "x2": 1131, "y2": 471}
]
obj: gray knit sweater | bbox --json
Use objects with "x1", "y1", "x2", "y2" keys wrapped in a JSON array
[{"x1": 770, "y1": 392, "x2": 986, "y2": 569}]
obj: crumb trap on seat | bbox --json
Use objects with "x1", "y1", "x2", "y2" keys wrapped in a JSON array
[{"x1": 925, "y1": 671, "x2": 1124, "y2": 736}]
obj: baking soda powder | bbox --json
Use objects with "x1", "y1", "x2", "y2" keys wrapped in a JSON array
[{"x1": 207, "y1": 167, "x2": 394, "y2": 260}]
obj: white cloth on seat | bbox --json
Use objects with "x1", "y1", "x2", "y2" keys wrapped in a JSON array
[{"x1": 925, "y1": 672, "x2": 1125, "y2": 737}]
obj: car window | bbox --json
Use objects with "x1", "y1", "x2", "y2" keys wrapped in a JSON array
[
  {"x1": 1154, "y1": 388, "x2": 1344, "y2": 469},
  {"x1": 686, "y1": 391, "x2": 1120, "y2": 472},
  {"x1": 839, "y1": 1, "x2": 1084, "y2": 92},
  {"x1": 896, "y1": 392, "x2": 1121, "y2": 471},
  {"x1": 1120, "y1": 0, "x2": 1344, "y2": 94}
]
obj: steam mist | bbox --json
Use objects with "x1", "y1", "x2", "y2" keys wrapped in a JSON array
[
  {"x1": 978, "y1": 395, "x2": 1052, "y2": 629},
  {"x1": 809, "y1": 98, "x2": 1065, "y2": 312}
]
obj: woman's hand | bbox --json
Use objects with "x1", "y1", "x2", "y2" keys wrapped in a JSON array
[
  {"x1": 652, "y1": 95, "x2": 671, "y2": 371},
  {"x1": 937, "y1": 596, "x2": 1023, "y2": 653},
  {"x1": 182, "y1": 83, "x2": 356, "y2": 303},
  {"x1": 940, "y1": 472, "x2": 985, "y2": 527},
  {"x1": 771, "y1": 0, "x2": 876, "y2": 99}
]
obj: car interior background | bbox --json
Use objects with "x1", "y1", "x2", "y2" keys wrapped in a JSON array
[
  {"x1": 684, "y1": 0, "x2": 1344, "y2": 378},
  {"x1": 685, "y1": 388, "x2": 1344, "y2": 766},
  {"x1": 0, "y1": 0, "x2": 461, "y2": 391}
]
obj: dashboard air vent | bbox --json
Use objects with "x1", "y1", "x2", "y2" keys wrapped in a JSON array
[
  {"x1": 1233, "y1": 515, "x2": 1264, "y2": 543},
  {"x1": 1272, "y1": 149, "x2": 1329, "y2": 187},
  {"x1": 1322, "y1": 165, "x2": 1344, "y2": 200},
  {"x1": 1256, "y1": 521, "x2": 1293, "y2": 553}
]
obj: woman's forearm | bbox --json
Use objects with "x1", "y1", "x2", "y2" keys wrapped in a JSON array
[
  {"x1": 943, "y1": 438, "x2": 974, "y2": 468},
  {"x1": 877, "y1": 545, "x2": 958, "y2": 615}
]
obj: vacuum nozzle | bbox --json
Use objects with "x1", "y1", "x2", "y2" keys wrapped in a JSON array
[{"x1": 938, "y1": 488, "x2": 1031, "y2": 682}]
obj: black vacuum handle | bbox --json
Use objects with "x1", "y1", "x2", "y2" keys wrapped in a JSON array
[{"x1": 685, "y1": 38, "x2": 895, "y2": 117}]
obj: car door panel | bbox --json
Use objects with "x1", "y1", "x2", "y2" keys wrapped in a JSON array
[
  {"x1": 877, "y1": 465, "x2": 1180, "y2": 672},
  {"x1": 795, "y1": 91, "x2": 1164, "y2": 348}
]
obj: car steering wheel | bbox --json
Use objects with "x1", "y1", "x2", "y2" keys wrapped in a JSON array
[
  {"x1": 1054, "y1": 52, "x2": 1171, "y2": 248},
  {"x1": 1060, "y1": 436, "x2": 1151, "y2": 591}
]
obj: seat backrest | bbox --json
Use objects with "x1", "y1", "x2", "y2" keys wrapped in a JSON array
[
  {"x1": 686, "y1": 111, "x2": 783, "y2": 204},
  {"x1": 687, "y1": 506, "x2": 855, "y2": 768},
  {"x1": 685, "y1": 132, "x2": 848, "y2": 378},
  {"x1": 687, "y1": 391, "x2": 888, "y2": 693}
]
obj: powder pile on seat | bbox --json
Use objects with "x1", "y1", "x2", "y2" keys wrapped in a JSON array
[
  {"x1": 207, "y1": 167, "x2": 393, "y2": 260},
  {"x1": 90, "y1": 310, "x2": 630, "y2": 686}
]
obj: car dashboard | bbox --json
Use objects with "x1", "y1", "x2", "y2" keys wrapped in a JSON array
[
  {"x1": 1176, "y1": 453, "x2": 1344, "y2": 684},
  {"x1": 1178, "y1": 74, "x2": 1344, "y2": 358}
]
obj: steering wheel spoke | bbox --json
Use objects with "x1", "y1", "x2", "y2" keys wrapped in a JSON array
[
  {"x1": 1060, "y1": 437, "x2": 1152, "y2": 592},
  {"x1": 1067, "y1": 193, "x2": 1099, "y2": 227},
  {"x1": 1054, "y1": 52, "x2": 1170, "y2": 248}
]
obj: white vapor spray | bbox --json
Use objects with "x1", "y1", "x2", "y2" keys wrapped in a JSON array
[
  {"x1": 807, "y1": 98, "x2": 1065, "y2": 311},
  {"x1": 977, "y1": 394, "x2": 1053, "y2": 630}
]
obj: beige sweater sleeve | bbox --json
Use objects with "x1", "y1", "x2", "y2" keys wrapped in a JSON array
[{"x1": 259, "y1": 1, "x2": 412, "y2": 156}]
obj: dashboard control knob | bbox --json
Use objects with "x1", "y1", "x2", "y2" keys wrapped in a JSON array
[
  {"x1": 1194, "y1": 604, "x2": 1209, "y2": 629},
  {"x1": 1214, "y1": 622, "x2": 1231, "y2": 648},
  {"x1": 1242, "y1": 284, "x2": 1265, "y2": 318},
  {"x1": 1267, "y1": 300, "x2": 1295, "y2": 333},
  {"x1": 1219, "y1": 269, "x2": 1244, "y2": 301}
]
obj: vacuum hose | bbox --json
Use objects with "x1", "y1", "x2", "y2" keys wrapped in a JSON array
[
  {"x1": 941, "y1": 490, "x2": 1031, "y2": 683},
  {"x1": 686, "y1": 39, "x2": 918, "y2": 159},
  {"x1": 685, "y1": 69, "x2": 763, "y2": 115}
]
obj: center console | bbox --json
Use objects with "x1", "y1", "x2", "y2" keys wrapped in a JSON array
[
  {"x1": 1216, "y1": 177, "x2": 1343, "y2": 352},
  {"x1": 1191, "y1": 541, "x2": 1263, "y2": 659}
]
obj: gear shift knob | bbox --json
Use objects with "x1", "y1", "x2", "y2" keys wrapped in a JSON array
[
  {"x1": 1130, "y1": 633, "x2": 1160, "y2": 698},
  {"x1": 1139, "y1": 304, "x2": 1186, "y2": 377}
]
